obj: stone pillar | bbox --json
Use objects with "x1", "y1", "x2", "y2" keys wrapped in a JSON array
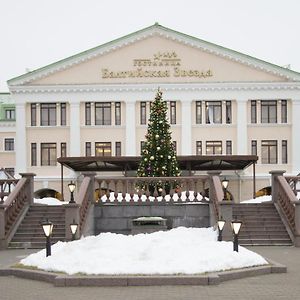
[
  {"x1": 181, "y1": 100, "x2": 192, "y2": 155},
  {"x1": 0, "y1": 204, "x2": 5, "y2": 248},
  {"x1": 236, "y1": 98, "x2": 248, "y2": 154},
  {"x1": 64, "y1": 203, "x2": 80, "y2": 241},
  {"x1": 125, "y1": 100, "x2": 136, "y2": 156},
  {"x1": 15, "y1": 103, "x2": 27, "y2": 173},
  {"x1": 219, "y1": 202, "x2": 233, "y2": 241},
  {"x1": 292, "y1": 100, "x2": 300, "y2": 173},
  {"x1": 207, "y1": 171, "x2": 221, "y2": 226},
  {"x1": 294, "y1": 202, "x2": 300, "y2": 246},
  {"x1": 19, "y1": 173, "x2": 36, "y2": 205},
  {"x1": 69, "y1": 101, "x2": 81, "y2": 156},
  {"x1": 269, "y1": 170, "x2": 286, "y2": 203}
]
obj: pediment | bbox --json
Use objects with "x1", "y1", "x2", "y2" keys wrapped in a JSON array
[{"x1": 8, "y1": 24, "x2": 300, "y2": 86}]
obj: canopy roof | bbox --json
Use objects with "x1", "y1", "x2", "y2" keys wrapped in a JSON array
[{"x1": 57, "y1": 155, "x2": 258, "y2": 173}]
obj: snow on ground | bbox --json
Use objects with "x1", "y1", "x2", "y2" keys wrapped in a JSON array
[
  {"x1": 33, "y1": 197, "x2": 69, "y2": 206},
  {"x1": 20, "y1": 227, "x2": 267, "y2": 275},
  {"x1": 241, "y1": 195, "x2": 272, "y2": 204}
]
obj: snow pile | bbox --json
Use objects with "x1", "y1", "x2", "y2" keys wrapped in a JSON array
[
  {"x1": 34, "y1": 197, "x2": 69, "y2": 206},
  {"x1": 241, "y1": 195, "x2": 272, "y2": 204},
  {"x1": 20, "y1": 227, "x2": 267, "y2": 275}
]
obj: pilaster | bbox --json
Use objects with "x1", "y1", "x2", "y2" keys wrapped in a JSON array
[
  {"x1": 181, "y1": 99, "x2": 192, "y2": 155},
  {"x1": 69, "y1": 101, "x2": 81, "y2": 156},
  {"x1": 236, "y1": 98, "x2": 248, "y2": 155},
  {"x1": 292, "y1": 99, "x2": 300, "y2": 173},
  {"x1": 125, "y1": 100, "x2": 136, "y2": 156}
]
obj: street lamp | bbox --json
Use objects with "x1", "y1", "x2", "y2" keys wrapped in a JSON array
[
  {"x1": 217, "y1": 218, "x2": 226, "y2": 241},
  {"x1": 231, "y1": 220, "x2": 242, "y2": 252},
  {"x1": 70, "y1": 219, "x2": 78, "y2": 241},
  {"x1": 222, "y1": 178, "x2": 229, "y2": 201},
  {"x1": 68, "y1": 181, "x2": 76, "y2": 203},
  {"x1": 41, "y1": 219, "x2": 53, "y2": 257}
]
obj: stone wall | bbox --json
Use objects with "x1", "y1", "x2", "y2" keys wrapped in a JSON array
[{"x1": 94, "y1": 203, "x2": 210, "y2": 235}]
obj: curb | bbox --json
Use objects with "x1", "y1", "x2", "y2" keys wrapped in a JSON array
[{"x1": 0, "y1": 262, "x2": 286, "y2": 287}]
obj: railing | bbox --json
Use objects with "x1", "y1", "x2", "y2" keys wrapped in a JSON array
[
  {"x1": 77, "y1": 176, "x2": 92, "y2": 231},
  {"x1": 95, "y1": 176, "x2": 209, "y2": 204},
  {"x1": 286, "y1": 176, "x2": 300, "y2": 199},
  {"x1": 0, "y1": 179, "x2": 18, "y2": 202}
]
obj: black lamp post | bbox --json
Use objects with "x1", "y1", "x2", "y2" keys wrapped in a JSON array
[
  {"x1": 217, "y1": 218, "x2": 226, "y2": 241},
  {"x1": 41, "y1": 219, "x2": 53, "y2": 257},
  {"x1": 222, "y1": 178, "x2": 229, "y2": 201},
  {"x1": 68, "y1": 181, "x2": 76, "y2": 203},
  {"x1": 231, "y1": 220, "x2": 242, "y2": 252},
  {"x1": 70, "y1": 219, "x2": 78, "y2": 241}
]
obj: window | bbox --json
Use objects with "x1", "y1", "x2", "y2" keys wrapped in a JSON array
[
  {"x1": 140, "y1": 102, "x2": 147, "y2": 125},
  {"x1": 226, "y1": 141, "x2": 232, "y2": 155},
  {"x1": 61, "y1": 143, "x2": 67, "y2": 157},
  {"x1": 4, "y1": 138, "x2": 14, "y2": 151},
  {"x1": 281, "y1": 100, "x2": 287, "y2": 123},
  {"x1": 170, "y1": 101, "x2": 176, "y2": 124},
  {"x1": 251, "y1": 100, "x2": 257, "y2": 123},
  {"x1": 41, "y1": 103, "x2": 56, "y2": 126},
  {"x1": 60, "y1": 103, "x2": 66, "y2": 126},
  {"x1": 140, "y1": 141, "x2": 146, "y2": 154},
  {"x1": 115, "y1": 142, "x2": 121, "y2": 156},
  {"x1": 41, "y1": 143, "x2": 57, "y2": 166},
  {"x1": 206, "y1": 141, "x2": 222, "y2": 155},
  {"x1": 261, "y1": 140, "x2": 277, "y2": 164},
  {"x1": 95, "y1": 102, "x2": 111, "y2": 125},
  {"x1": 173, "y1": 141, "x2": 177, "y2": 154},
  {"x1": 261, "y1": 100, "x2": 277, "y2": 123},
  {"x1": 4, "y1": 168, "x2": 14, "y2": 177},
  {"x1": 31, "y1": 143, "x2": 37, "y2": 166},
  {"x1": 282, "y1": 140, "x2": 288, "y2": 164},
  {"x1": 196, "y1": 101, "x2": 202, "y2": 124},
  {"x1": 115, "y1": 102, "x2": 121, "y2": 125},
  {"x1": 206, "y1": 101, "x2": 222, "y2": 124},
  {"x1": 5, "y1": 109, "x2": 15, "y2": 120},
  {"x1": 251, "y1": 140, "x2": 257, "y2": 156},
  {"x1": 85, "y1": 102, "x2": 91, "y2": 125},
  {"x1": 31, "y1": 103, "x2": 37, "y2": 126},
  {"x1": 85, "y1": 142, "x2": 91, "y2": 156},
  {"x1": 226, "y1": 101, "x2": 232, "y2": 124},
  {"x1": 95, "y1": 142, "x2": 111, "y2": 156},
  {"x1": 196, "y1": 141, "x2": 202, "y2": 155}
]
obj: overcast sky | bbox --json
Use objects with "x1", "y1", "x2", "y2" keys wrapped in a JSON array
[{"x1": 1, "y1": 0, "x2": 299, "y2": 92}]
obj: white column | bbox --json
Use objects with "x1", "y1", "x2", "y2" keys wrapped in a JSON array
[
  {"x1": 125, "y1": 100, "x2": 136, "y2": 156},
  {"x1": 15, "y1": 103, "x2": 27, "y2": 173},
  {"x1": 292, "y1": 99, "x2": 300, "y2": 173},
  {"x1": 181, "y1": 100, "x2": 192, "y2": 155},
  {"x1": 69, "y1": 101, "x2": 81, "y2": 156},
  {"x1": 236, "y1": 98, "x2": 248, "y2": 155}
]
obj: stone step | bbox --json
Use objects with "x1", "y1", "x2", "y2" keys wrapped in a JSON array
[
  {"x1": 9, "y1": 240, "x2": 64, "y2": 249},
  {"x1": 239, "y1": 238, "x2": 293, "y2": 246}
]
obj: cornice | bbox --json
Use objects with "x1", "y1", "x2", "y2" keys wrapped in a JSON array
[{"x1": 8, "y1": 82, "x2": 300, "y2": 94}]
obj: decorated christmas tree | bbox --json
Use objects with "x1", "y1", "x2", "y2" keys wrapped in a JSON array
[{"x1": 137, "y1": 88, "x2": 181, "y2": 194}]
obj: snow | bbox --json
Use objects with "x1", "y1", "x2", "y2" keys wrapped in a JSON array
[
  {"x1": 20, "y1": 227, "x2": 267, "y2": 275},
  {"x1": 241, "y1": 195, "x2": 272, "y2": 204},
  {"x1": 33, "y1": 197, "x2": 69, "y2": 206}
]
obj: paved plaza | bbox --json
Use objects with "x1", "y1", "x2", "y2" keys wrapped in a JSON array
[{"x1": 0, "y1": 246, "x2": 299, "y2": 300}]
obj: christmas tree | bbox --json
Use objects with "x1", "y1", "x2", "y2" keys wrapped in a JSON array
[{"x1": 137, "y1": 88, "x2": 181, "y2": 194}]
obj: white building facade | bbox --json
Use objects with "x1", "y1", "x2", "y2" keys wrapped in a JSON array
[{"x1": 2, "y1": 23, "x2": 300, "y2": 201}]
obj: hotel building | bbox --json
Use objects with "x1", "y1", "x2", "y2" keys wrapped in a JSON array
[{"x1": 1, "y1": 23, "x2": 300, "y2": 201}]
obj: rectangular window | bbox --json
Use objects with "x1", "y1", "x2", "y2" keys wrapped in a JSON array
[
  {"x1": 173, "y1": 141, "x2": 177, "y2": 154},
  {"x1": 196, "y1": 101, "x2": 202, "y2": 124},
  {"x1": 226, "y1": 140, "x2": 232, "y2": 155},
  {"x1": 261, "y1": 140, "x2": 277, "y2": 164},
  {"x1": 251, "y1": 100, "x2": 257, "y2": 123},
  {"x1": 31, "y1": 103, "x2": 37, "y2": 126},
  {"x1": 31, "y1": 143, "x2": 37, "y2": 166},
  {"x1": 85, "y1": 102, "x2": 91, "y2": 125},
  {"x1": 4, "y1": 168, "x2": 14, "y2": 177},
  {"x1": 140, "y1": 141, "x2": 146, "y2": 154},
  {"x1": 5, "y1": 109, "x2": 15, "y2": 120},
  {"x1": 140, "y1": 102, "x2": 147, "y2": 125},
  {"x1": 226, "y1": 101, "x2": 232, "y2": 124},
  {"x1": 60, "y1": 103, "x2": 66, "y2": 126},
  {"x1": 206, "y1": 101, "x2": 222, "y2": 124},
  {"x1": 115, "y1": 142, "x2": 121, "y2": 156},
  {"x1": 61, "y1": 142, "x2": 67, "y2": 157},
  {"x1": 251, "y1": 140, "x2": 257, "y2": 156},
  {"x1": 4, "y1": 138, "x2": 14, "y2": 151},
  {"x1": 41, "y1": 143, "x2": 57, "y2": 166},
  {"x1": 196, "y1": 141, "x2": 202, "y2": 155},
  {"x1": 282, "y1": 140, "x2": 288, "y2": 164},
  {"x1": 206, "y1": 141, "x2": 222, "y2": 155},
  {"x1": 95, "y1": 142, "x2": 111, "y2": 156},
  {"x1": 40, "y1": 103, "x2": 56, "y2": 126},
  {"x1": 95, "y1": 102, "x2": 111, "y2": 125},
  {"x1": 85, "y1": 142, "x2": 91, "y2": 156},
  {"x1": 281, "y1": 100, "x2": 287, "y2": 123},
  {"x1": 261, "y1": 100, "x2": 277, "y2": 123},
  {"x1": 170, "y1": 101, "x2": 176, "y2": 124},
  {"x1": 115, "y1": 102, "x2": 121, "y2": 125}
]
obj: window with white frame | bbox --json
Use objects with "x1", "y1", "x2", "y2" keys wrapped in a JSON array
[
  {"x1": 41, "y1": 143, "x2": 57, "y2": 166},
  {"x1": 4, "y1": 138, "x2": 14, "y2": 151},
  {"x1": 261, "y1": 140, "x2": 277, "y2": 164},
  {"x1": 206, "y1": 101, "x2": 222, "y2": 124}
]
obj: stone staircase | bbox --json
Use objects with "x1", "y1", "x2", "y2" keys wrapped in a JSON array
[
  {"x1": 9, "y1": 205, "x2": 66, "y2": 249},
  {"x1": 233, "y1": 203, "x2": 292, "y2": 246}
]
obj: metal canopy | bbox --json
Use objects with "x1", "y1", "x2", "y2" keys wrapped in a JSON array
[{"x1": 57, "y1": 155, "x2": 258, "y2": 172}]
